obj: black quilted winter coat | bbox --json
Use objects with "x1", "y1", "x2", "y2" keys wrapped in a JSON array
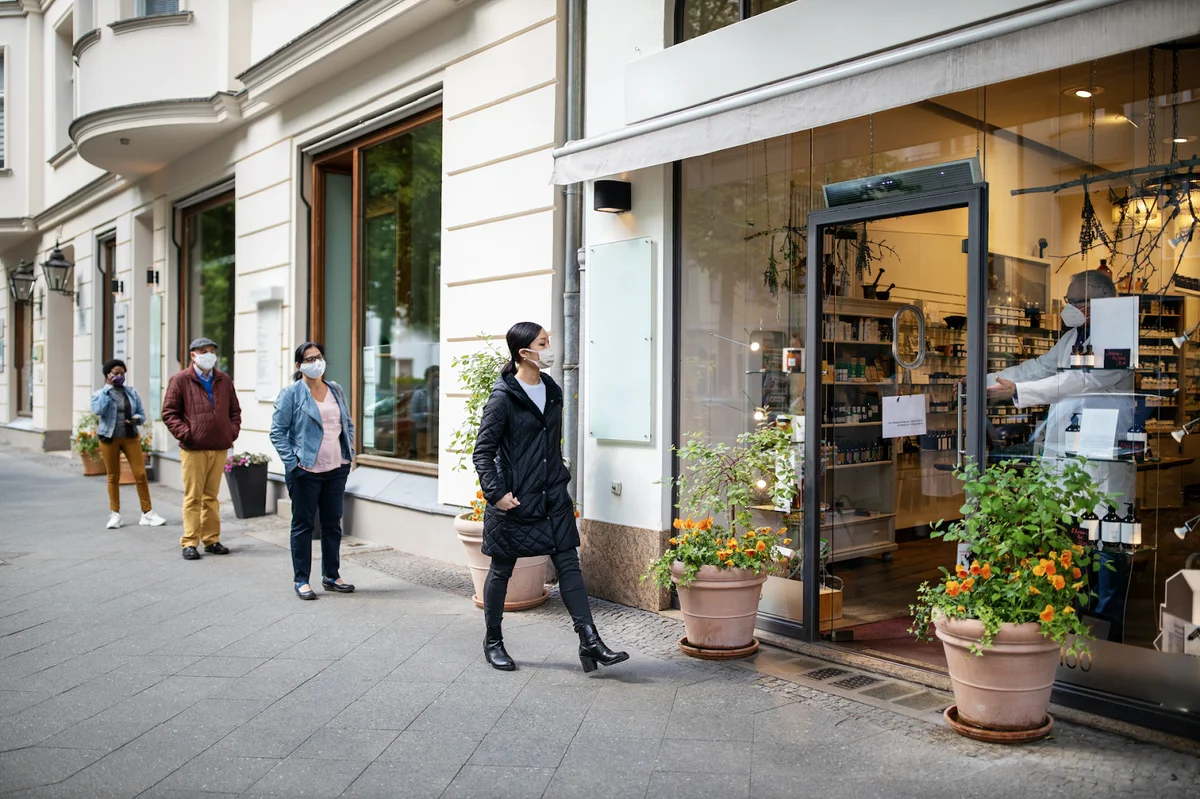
[{"x1": 473, "y1": 373, "x2": 577, "y2": 559}]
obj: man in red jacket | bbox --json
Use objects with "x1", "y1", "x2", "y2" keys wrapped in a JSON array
[{"x1": 162, "y1": 338, "x2": 242, "y2": 560}]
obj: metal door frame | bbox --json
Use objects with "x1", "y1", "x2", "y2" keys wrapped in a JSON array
[{"x1": 796, "y1": 184, "x2": 989, "y2": 641}]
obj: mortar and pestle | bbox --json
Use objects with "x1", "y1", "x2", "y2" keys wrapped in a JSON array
[
  {"x1": 862, "y1": 269, "x2": 885, "y2": 299},
  {"x1": 876, "y1": 283, "x2": 896, "y2": 301}
]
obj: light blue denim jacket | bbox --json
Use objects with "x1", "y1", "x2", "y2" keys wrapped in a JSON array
[
  {"x1": 269, "y1": 379, "x2": 354, "y2": 473},
  {"x1": 90, "y1": 385, "x2": 147, "y2": 439}
]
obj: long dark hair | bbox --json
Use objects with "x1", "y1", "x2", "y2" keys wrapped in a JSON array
[
  {"x1": 501, "y1": 322, "x2": 543, "y2": 377},
  {"x1": 293, "y1": 341, "x2": 325, "y2": 381}
]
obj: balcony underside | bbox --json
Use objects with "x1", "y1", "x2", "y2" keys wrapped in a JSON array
[{"x1": 69, "y1": 93, "x2": 243, "y2": 177}]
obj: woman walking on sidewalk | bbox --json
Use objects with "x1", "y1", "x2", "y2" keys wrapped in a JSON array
[
  {"x1": 270, "y1": 342, "x2": 355, "y2": 601},
  {"x1": 91, "y1": 360, "x2": 167, "y2": 530},
  {"x1": 473, "y1": 322, "x2": 627, "y2": 672}
]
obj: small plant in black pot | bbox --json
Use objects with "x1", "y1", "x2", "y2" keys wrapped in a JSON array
[{"x1": 224, "y1": 452, "x2": 270, "y2": 519}]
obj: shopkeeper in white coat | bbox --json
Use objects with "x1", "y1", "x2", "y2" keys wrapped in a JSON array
[{"x1": 984, "y1": 269, "x2": 1134, "y2": 506}]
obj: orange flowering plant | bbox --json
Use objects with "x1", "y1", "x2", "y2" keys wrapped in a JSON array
[
  {"x1": 645, "y1": 412, "x2": 797, "y2": 587},
  {"x1": 909, "y1": 458, "x2": 1116, "y2": 655},
  {"x1": 71, "y1": 412, "x2": 101, "y2": 456}
]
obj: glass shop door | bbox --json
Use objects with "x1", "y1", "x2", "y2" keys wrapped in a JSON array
[{"x1": 797, "y1": 186, "x2": 989, "y2": 663}]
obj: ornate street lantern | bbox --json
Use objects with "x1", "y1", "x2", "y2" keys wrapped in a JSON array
[
  {"x1": 40, "y1": 246, "x2": 75, "y2": 296},
  {"x1": 7, "y1": 260, "x2": 37, "y2": 305}
]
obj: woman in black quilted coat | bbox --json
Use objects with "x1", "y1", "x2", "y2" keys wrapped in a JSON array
[{"x1": 473, "y1": 322, "x2": 628, "y2": 672}]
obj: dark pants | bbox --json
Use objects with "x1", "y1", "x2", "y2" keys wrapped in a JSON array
[
  {"x1": 289, "y1": 464, "x2": 349, "y2": 584},
  {"x1": 484, "y1": 548, "x2": 594, "y2": 629}
]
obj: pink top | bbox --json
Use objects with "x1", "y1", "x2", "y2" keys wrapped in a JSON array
[{"x1": 309, "y1": 390, "x2": 348, "y2": 473}]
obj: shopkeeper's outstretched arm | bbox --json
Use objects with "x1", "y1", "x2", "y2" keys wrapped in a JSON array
[{"x1": 1010, "y1": 366, "x2": 1128, "y2": 409}]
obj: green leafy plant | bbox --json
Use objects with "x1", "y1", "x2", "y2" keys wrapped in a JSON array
[
  {"x1": 71, "y1": 412, "x2": 101, "y2": 456},
  {"x1": 448, "y1": 336, "x2": 506, "y2": 473},
  {"x1": 139, "y1": 430, "x2": 154, "y2": 454},
  {"x1": 909, "y1": 458, "x2": 1116, "y2": 656},
  {"x1": 644, "y1": 412, "x2": 797, "y2": 588}
]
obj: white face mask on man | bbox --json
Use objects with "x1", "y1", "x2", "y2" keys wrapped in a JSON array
[
  {"x1": 299, "y1": 359, "x2": 326, "y2": 379},
  {"x1": 1060, "y1": 303, "x2": 1087, "y2": 329},
  {"x1": 523, "y1": 348, "x2": 555, "y2": 370},
  {"x1": 193, "y1": 352, "x2": 218, "y2": 371}
]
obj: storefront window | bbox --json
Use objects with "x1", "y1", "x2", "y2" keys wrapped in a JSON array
[
  {"x1": 312, "y1": 110, "x2": 443, "y2": 471},
  {"x1": 677, "y1": 0, "x2": 798, "y2": 43},
  {"x1": 678, "y1": 40, "x2": 1200, "y2": 723},
  {"x1": 182, "y1": 195, "x2": 236, "y2": 376}
]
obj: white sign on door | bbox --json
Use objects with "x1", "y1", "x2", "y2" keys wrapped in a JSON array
[{"x1": 882, "y1": 394, "x2": 927, "y2": 438}]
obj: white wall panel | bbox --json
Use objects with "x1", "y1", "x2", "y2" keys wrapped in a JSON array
[
  {"x1": 443, "y1": 21, "x2": 557, "y2": 118},
  {"x1": 237, "y1": 224, "x2": 292, "y2": 273},
  {"x1": 235, "y1": 181, "x2": 292, "y2": 237},
  {"x1": 441, "y1": 209, "x2": 555, "y2": 285},
  {"x1": 442, "y1": 150, "x2": 555, "y2": 230},
  {"x1": 443, "y1": 84, "x2": 556, "y2": 174},
  {"x1": 236, "y1": 140, "x2": 293, "y2": 198},
  {"x1": 441, "y1": 273, "x2": 554, "y2": 343}
]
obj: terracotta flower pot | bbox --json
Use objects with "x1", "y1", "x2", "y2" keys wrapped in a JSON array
[
  {"x1": 80, "y1": 450, "x2": 105, "y2": 476},
  {"x1": 453, "y1": 513, "x2": 549, "y2": 611},
  {"x1": 670, "y1": 561, "x2": 767, "y2": 650},
  {"x1": 934, "y1": 614, "x2": 1060, "y2": 731}
]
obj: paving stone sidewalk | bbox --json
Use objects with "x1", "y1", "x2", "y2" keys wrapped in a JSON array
[{"x1": 0, "y1": 450, "x2": 1197, "y2": 799}]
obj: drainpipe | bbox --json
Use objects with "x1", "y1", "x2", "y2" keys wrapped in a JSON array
[{"x1": 562, "y1": 0, "x2": 584, "y2": 502}]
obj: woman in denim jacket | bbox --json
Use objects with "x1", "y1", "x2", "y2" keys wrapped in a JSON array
[
  {"x1": 90, "y1": 359, "x2": 167, "y2": 529},
  {"x1": 269, "y1": 342, "x2": 356, "y2": 600}
]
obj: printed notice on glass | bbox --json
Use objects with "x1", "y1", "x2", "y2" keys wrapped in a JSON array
[
  {"x1": 882, "y1": 394, "x2": 927, "y2": 438},
  {"x1": 1078, "y1": 408, "x2": 1119, "y2": 460}
]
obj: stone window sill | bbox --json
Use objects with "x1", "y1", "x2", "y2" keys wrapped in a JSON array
[{"x1": 109, "y1": 12, "x2": 193, "y2": 36}]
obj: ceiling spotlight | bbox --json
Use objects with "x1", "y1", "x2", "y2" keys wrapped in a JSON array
[
  {"x1": 756, "y1": 479, "x2": 768, "y2": 489},
  {"x1": 1174, "y1": 514, "x2": 1200, "y2": 540},
  {"x1": 1065, "y1": 86, "x2": 1104, "y2": 99},
  {"x1": 1164, "y1": 135, "x2": 1197, "y2": 144},
  {"x1": 1172, "y1": 322, "x2": 1200, "y2": 349},
  {"x1": 1171, "y1": 417, "x2": 1200, "y2": 443},
  {"x1": 1075, "y1": 89, "x2": 1093, "y2": 98},
  {"x1": 750, "y1": 341, "x2": 761, "y2": 352}
]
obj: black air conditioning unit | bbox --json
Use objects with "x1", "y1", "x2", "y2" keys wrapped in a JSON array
[{"x1": 823, "y1": 158, "x2": 982, "y2": 208}]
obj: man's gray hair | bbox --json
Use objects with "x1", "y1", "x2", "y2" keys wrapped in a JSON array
[{"x1": 1069, "y1": 269, "x2": 1117, "y2": 300}]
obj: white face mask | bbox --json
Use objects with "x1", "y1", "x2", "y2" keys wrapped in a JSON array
[
  {"x1": 524, "y1": 348, "x2": 555, "y2": 370},
  {"x1": 194, "y1": 352, "x2": 218, "y2": 371},
  {"x1": 1060, "y1": 303, "x2": 1087, "y2": 329},
  {"x1": 300, "y1": 359, "x2": 326, "y2": 379}
]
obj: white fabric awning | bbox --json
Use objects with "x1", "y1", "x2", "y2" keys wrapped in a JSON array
[{"x1": 551, "y1": 0, "x2": 1198, "y2": 185}]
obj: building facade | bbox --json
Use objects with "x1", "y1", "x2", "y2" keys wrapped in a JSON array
[
  {"x1": 0, "y1": 0, "x2": 567, "y2": 562},
  {"x1": 561, "y1": 0, "x2": 1200, "y2": 737}
]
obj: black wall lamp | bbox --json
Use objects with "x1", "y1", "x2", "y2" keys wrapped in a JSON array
[
  {"x1": 594, "y1": 180, "x2": 632, "y2": 214},
  {"x1": 146, "y1": 268, "x2": 159, "y2": 286},
  {"x1": 111, "y1": 278, "x2": 124, "y2": 296},
  {"x1": 7, "y1": 260, "x2": 38, "y2": 307},
  {"x1": 41, "y1": 245, "x2": 76, "y2": 298}
]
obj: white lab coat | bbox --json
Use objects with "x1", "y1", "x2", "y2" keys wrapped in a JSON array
[{"x1": 988, "y1": 327, "x2": 1135, "y2": 511}]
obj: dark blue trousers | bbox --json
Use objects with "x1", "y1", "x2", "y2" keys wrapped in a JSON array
[{"x1": 289, "y1": 463, "x2": 349, "y2": 584}]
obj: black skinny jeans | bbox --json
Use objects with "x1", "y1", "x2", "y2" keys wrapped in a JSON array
[
  {"x1": 288, "y1": 463, "x2": 349, "y2": 584},
  {"x1": 484, "y1": 548, "x2": 594, "y2": 630}
]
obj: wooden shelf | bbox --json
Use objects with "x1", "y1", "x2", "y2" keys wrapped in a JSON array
[
  {"x1": 823, "y1": 339, "x2": 892, "y2": 346},
  {"x1": 829, "y1": 460, "x2": 892, "y2": 470},
  {"x1": 824, "y1": 541, "x2": 900, "y2": 564},
  {"x1": 822, "y1": 512, "x2": 897, "y2": 529}
]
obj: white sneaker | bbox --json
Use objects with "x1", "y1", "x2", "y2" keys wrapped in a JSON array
[
  {"x1": 139, "y1": 510, "x2": 167, "y2": 527},
  {"x1": 106, "y1": 512, "x2": 122, "y2": 529}
]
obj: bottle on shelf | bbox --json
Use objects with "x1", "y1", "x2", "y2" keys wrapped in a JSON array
[
  {"x1": 1083, "y1": 345, "x2": 1096, "y2": 370},
  {"x1": 1121, "y1": 502, "x2": 1142, "y2": 548},
  {"x1": 1125, "y1": 419, "x2": 1148, "y2": 462},
  {"x1": 1066, "y1": 413, "x2": 1081, "y2": 454},
  {"x1": 1070, "y1": 344, "x2": 1083, "y2": 369},
  {"x1": 1079, "y1": 508, "x2": 1100, "y2": 544},
  {"x1": 1100, "y1": 505, "x2": 1123, "y2": 545}
]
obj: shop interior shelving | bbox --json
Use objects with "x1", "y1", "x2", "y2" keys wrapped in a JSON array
[{"x1": 1136, "y1": 293, "x2": 1185, "y2": 435}]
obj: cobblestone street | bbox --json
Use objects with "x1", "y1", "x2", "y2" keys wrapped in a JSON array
[{"x1": 1, "y1": 450, "x2": 1197, "y2": 798}]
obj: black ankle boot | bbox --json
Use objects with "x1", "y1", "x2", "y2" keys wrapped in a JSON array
[
  {"x1": 577, "y1": 623, "x2": 629, "y2": 673},
  {"x1": 484, "y1": 625, "x2": 516, "y2": 671}
]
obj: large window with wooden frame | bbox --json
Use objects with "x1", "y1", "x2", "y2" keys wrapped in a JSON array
[
  {"x1": 98, "y1": 234, "x2": 116, "y2": 363},
  {"x1": 180, "y1": 193, "x2": 236, "y2": 376},
  {"x1": 311, "y1": 109, "x2": 443, "y2": 472}
]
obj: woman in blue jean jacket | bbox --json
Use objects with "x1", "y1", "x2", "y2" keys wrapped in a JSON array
[
  {"x1": 269, "y1": 342, "x2": 356, "y2": 600},
  {"x1": 90, "y1": 359, "x2": 167, "y2": 530}
]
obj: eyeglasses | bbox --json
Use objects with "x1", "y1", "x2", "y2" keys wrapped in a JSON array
[
  {"x1": 301, "y1": 355, "x2": 323, "y2": 364},
  {"x1": 1063, "y1": 296, "x2": 1089, "y2": 308}
]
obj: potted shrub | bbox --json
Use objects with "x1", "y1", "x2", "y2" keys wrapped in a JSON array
[
  {"x1": 449, "y1": 338, "x2": 549, "y2": 610},
  {"x1": 224, "y1": 452, "x2": 270, "y2": 519},
  {"x1": 645, "y1": 413, "x2": 796, "y2": 656},
  {"x1": 910, "y1": 458, "x2": 1114, "y2": 741},
  {"x1": 72, "y1": 412, "x2": 105, "y2": 476}
]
